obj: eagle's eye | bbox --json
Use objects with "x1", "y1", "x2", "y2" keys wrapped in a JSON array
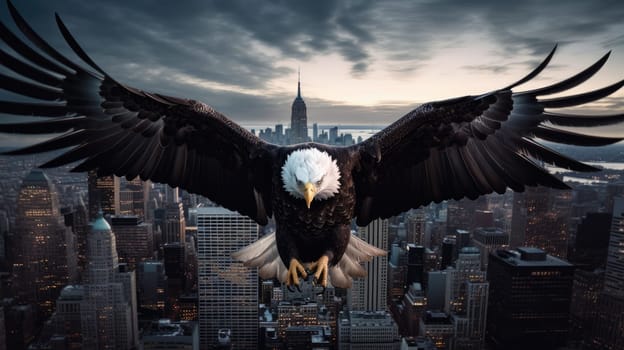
[
  {"x1": 296, "y1": 179, "x2": 303, "y2": 186},
  {"x1": 316, "y1": 179, "x2": 323, "y2": 187}
]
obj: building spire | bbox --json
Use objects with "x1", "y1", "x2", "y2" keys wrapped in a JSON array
[{"x1": 297, "y1": 67, "x2": 301, "y2": 98}]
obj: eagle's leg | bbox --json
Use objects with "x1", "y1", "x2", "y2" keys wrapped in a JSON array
[
  {"x1": 308, "y1": 255, "x2": 329, "y2": 288},
  {"x1": 287, "y1": 258, "x2": 307, "y2": 289}
]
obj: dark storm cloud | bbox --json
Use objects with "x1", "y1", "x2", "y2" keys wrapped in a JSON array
[
  {"x1": 6, "y1": 0, "x2": 623, "y2": 77},
  {"x1": 0, "y1": 0, "x2": 622, "y2": 130},
  {"x1": 365, "y1": 0, "x2": 624, "y2": 72},
  {"x1": 0, "y1": 0, "x2": 376, "y2": 122},
  {"x1": 0, "y1": 0, "x2": 377, "y2": 87}
]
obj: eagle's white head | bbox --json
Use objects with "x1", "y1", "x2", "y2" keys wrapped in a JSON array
[{"x1": 281, "y1": 148, "x2": 341, "y2": 208}]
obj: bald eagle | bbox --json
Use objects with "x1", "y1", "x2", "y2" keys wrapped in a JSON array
[{"x1": 1, "y1": 1, "x2": 623, "y2": 289}]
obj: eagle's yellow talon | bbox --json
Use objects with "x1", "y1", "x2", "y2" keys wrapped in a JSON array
[
  {"x1": 287, "y1": 258, "x2": 307, "y2": 287},
  {"x1": 308, "y1": 255, "x2": 329, "y2": 288}
]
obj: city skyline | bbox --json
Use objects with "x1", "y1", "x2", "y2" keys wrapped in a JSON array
[
  {"x1": 1, "y1": 1, "x2": 624, "y2": 149},
  {"x1": 1, "y1": 146, "x2": 624, "y2": 348}
]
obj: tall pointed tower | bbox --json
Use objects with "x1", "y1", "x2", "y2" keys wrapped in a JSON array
[{"x1": 290, "y1": 70, "x2": 308, "y2": 144}]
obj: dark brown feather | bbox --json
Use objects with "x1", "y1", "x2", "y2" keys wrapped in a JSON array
[
  {"x1": 351, "y1": 45, "x2": 623, "y2": 225},
  {"x1": 0, "y1": 3, "x2": 275, "y2": 224}
]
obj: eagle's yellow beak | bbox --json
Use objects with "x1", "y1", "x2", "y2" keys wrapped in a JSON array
[{"x1": 304, "y1": 182, "x2": 316, "y2": 209}]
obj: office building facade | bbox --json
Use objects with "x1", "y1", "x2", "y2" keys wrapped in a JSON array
[
  {"x1": 11, "y1": 169, "x2": 77, "y2": 318},
  {"x1": 487, "y1": 248, "x2": 574, "y2": 349},
  {"x1": 197, "y1": 207, "x2": 259, "y2": 349},
  {"x1": 350, "y1": 219, "x2": 388, "y2": 311}
]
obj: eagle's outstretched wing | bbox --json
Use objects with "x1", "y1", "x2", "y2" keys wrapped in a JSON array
[
  {"x1": 0, "y1": 1, "x2": 275, "y2": 224},
  {"x1": 353, "y1": 45, "x2": 624, "y2": 226}
]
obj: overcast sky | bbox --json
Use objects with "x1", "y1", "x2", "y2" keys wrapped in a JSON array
[{"x1": 1, "y1": 0, "x2": 623, "y2": 145}]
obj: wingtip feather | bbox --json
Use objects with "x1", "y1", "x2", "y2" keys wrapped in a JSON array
[
  {"x1": 54, "y1": 12, "x2": 106, "y2": 76},
  {"x1": 502, "y1": 44, "x2": 558, "y2": 90}
]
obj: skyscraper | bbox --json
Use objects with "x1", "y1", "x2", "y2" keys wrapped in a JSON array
[
  {"x1": 446, "y1": 197, "x2": 488, "y2": 235},
  {"x1": 51, "y1": 285, "x2": 85, "y2": 348},
  {"x1": 0, "y1": 210, "x2": 8, "y2": 266},
  {"x1": 569, "y1": 212, "x2": 611, "y2": 270},
  {"x1": 585, "y1": 292, "x2": 624, "y2": 350},
  {"x1": 164, "y1": 202, "x2": 186, "y2": 244},
  {"x1": 313, "y1": 123, "x2": 319, "y2": 142},
  {"x1": 445, "y1": 247, "x2": 483, "y2": 314},
  {"x1": 338, "y1": 311, "x2": 400, "y2": 349},
  {"x1": 406, "y1": 209, "x2": 427, "y2": 245},
  {"x1": 3, "y1": 303, "x2": 37, "y2": 350},
  {"x1": 510, "y1": 187, "x2": 571, "y2": 258},
  {"x1": 570, "y1": 269, "x2": 604, "y2": 345},
  {"x1": 197, "y1": 207, "x2": 259, "y2": 349},
  {"x1": 487, "y1": 248, "x2": 574, "y2": 350},
  {"x1": 419, "y1": 311, "x2": 453, "y2": 350},
  {"x1": 161, "y1": 187, "x2": 186, "y2": 244},
  {"x1": 441, "y1": 246, "x2": 489, "y2": 349},
  {"x1": 584, "y1": 197, "x2": 624, "y2": 349},
  {"x1": 426, "y1": 271, "x2": 446, "y2": 311},
  {"x1": 87, "y1": 171, "x2": 120, "y2": 220},
  {"x1": 605, "y1": 198, "x2": 624, "y2": 293},
  {"x1": 605, "y1": 182, "x2": 624, "y2": 214},
  {"x1": 329, "y1": 127, "x2": 338, "y2": 145},
  {"x1": 406, "y1": 244, "x2": 425, "y2": 287},
  {"x1": 164, "y1": 242, "x2": 186, "y2": 319},
  {"x1": 111, "y1": 216, "x2": 154, "y2": 270},
  {"x1": 11, "y1": 169, "x2": 77, "y2": 318},
  {"x1": 451, "y1": 281, "x2": 489, "y2": 350},
  {"x1": 82, "y1": 214, "x2": 138, "y2": 350},
  {"x1": 0, "y1": 308, "x2": 4, "y2": 350},
  {"x1": 440, "y1": 236, "x2": 456, "y2": 270},
  {"x1": 350, "y1": 219, "x2": 388, "y2": 311},
  {"x1": 118, "y1": 177, "x2": 148, "y2": 221},
  {"x1": 136, "y1": 261, "x2": 166, "y2": 316},
  {"x1": 62, "y1": 202, "x2": 89, "y2": 281},
  {"x1": 290, "y1": 71, "x2": 308, "y2": 144},
  {"x1": 472, "y1": 227, "x2": 509, "y2": 270},
  {"x1": 277, "y1": 300, "x2": 319, "y2": 340},
  {"x1": 401, "y1": 283, "x2": 426, "y2": 337}
]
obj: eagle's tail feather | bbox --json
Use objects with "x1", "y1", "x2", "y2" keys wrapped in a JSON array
[
  {"x1": 233, "y1": 231, "x2": 386, "y2": 289},
  {"x1": 328, "y1": 265, "x2": 351, "y2": 288},
  {"x1": 329, "y1": 233, "x2": 387, "y2": 289},
  {"x1": 232, "y1": 232, "x2": 288, "y2": 281}
]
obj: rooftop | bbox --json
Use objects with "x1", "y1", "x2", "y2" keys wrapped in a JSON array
[
  {"x1": 422, "y1": 311, "x2": 452, "y2": 325},
  {"x1": 474, "y1": 227, "x2": 506, "y2": 235},
  {"x1": 493, "y1": 248, "x2": 573, "y2": 267},
  {"x1": 111, "y1": 216, "x2": 142, "y2": 225},
  {"x1": 92, "y1": 214, "x2": 111, "y2": 232},
  {"x1": 143, "y1": 319, "x2": 197, "y2": 338},
  {"x1": 342, "y1": 310, "x2": 397, "y2": 327},
  {"x1": 403, "y1": 336, "x2": 436, "y2": 350},
  {"x1": 58, "y1": 285, "x2": 85, "y2": 300},
  {"x1": 196, "y1": 206, "x2": 240, "y2": 216},
  {"x1": 23, "y1": 169, "x2": 49, "y2": 183},
  {"x1": 459, "y1": 246, "x2": 480, "y2": 255}
]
